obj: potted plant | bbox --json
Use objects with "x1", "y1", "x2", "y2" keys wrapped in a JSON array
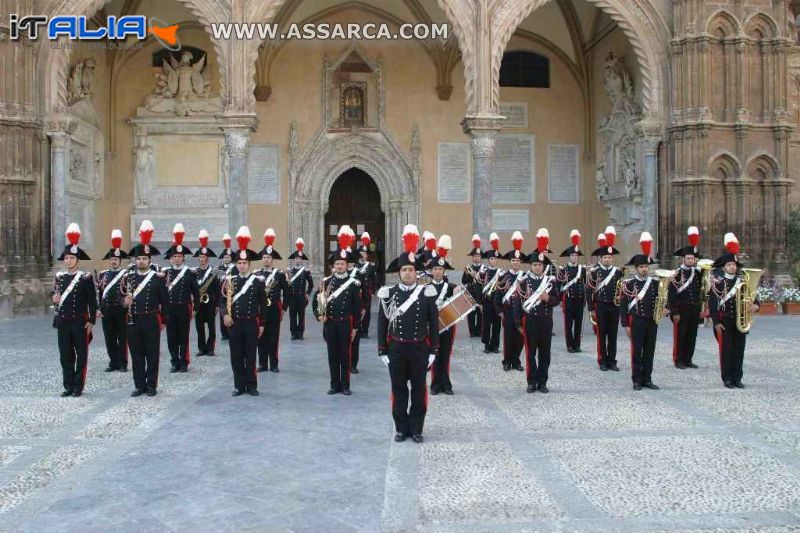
[
  {"x1": 782, "y1": 287, "x2": 800, "y2": 314},
  {"x1": 756, "y1": 286, "x2": 779, "y2": 314}
]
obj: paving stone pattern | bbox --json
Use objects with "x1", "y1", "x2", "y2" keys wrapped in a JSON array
[{"x1": 1, "y1": 311, "x2": 800, "y2": 532}]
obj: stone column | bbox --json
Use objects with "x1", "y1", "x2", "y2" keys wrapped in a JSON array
[
  {"x1": 223, "y1": 128, "x2": 250, "y2": 234},
  {"x1": 462, "y1": 115, "x2": 503, "y2": 238},
  {"x1": 47, "y1": 131, "x2": 71, "y2": 254}
]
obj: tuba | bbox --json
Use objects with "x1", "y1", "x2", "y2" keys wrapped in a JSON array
[
  {"x1": 652, "y1": 269, "x2": 673, "y2": 323},
  {"x1": 736, "y1": 268, "x2": 763, "y2": 333}
]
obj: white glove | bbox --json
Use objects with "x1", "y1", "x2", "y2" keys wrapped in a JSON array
[
  {"x1": 380, "y1": 355, "x2": 389, "y2": 366},
  {"x1": 428, "y1": 354, "x2": 436, "y2": 368}
]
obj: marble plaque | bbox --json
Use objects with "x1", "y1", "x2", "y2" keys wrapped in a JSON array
[
  {"x1": 499, "y1": 102, "x2": 528, "y2": 128},
  {"x1": 66, "y1": 195, "x2": 95, "y2": 249},
  {"x1": 247, "y1": 144, "x2": 280, "y2": 204},
  {"x1": 548, "y1": 144, "x2": 580, "y2": 204},
  {"x1": 155, "y1": 141, "x2": 219, "y2": 187},
  {"x1": 437, "y1": 142, "x2": 471, "y2": 203},
  {"x1": 491, "y1": 134, "x2": 535, "y2": 203},
  {"x1": 130, "y1": 211, "x2": 228, "y2": 245},
  {"x1": 492, "y1": 209, "x2": 529, "y2": 233}
]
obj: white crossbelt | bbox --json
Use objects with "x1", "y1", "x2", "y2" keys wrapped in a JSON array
[
  {"x1": 596, "y1": 267, "x2": 618, "y2": 291},
  {"x1": 58, "y1": 271, "x2": 84, "y2": 310},
  {"x1": 133, "y1": 270, "x2": 156, "y2": 299},
  {"x1": 676, "y1": 268, "x2": 696, "y2": 294},
  {"x1": 167, "y1": 266, "x2": 188, "y2": 292},
  {"x1": 628, "y1": 277, "x2": 653, "y2": 312},
  {"x1": 102, "y1": 270, "x2": 126, "y2": 301},
  {"x1": 289, "y1": 267, "x2": 306, "y2": 284},
  {"x1": 561, "y1": 265, "x2": 583, "y2": 292},
  {"x1": 232, "y1": 275, "x2": 256, "y2": 303},
  {"x1": 328, "y1": 277, "x2": 357, "y2": 303}
]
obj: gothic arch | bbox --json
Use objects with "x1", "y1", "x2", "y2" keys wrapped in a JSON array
[
  {"x1": 745, "y1": 153, "x2": 780, "y2": 180},
  {"x1": 290, "y1": 133, "x2": 418, "y2": 274},
  {"x1": 37, "y1": 0, "x2": 228, "y2": 120},
  {"x1": 706, "y1": 10, "x2": 741, "y2": 37},
  {"x1": 438, "y1": 0, "x2": 670, "y2": 121},
  {"x1": 707, "y1": 151, "x2": 742, "y2": 180},
  {"x1": 744, "y1": 13, "x2": 779, "y2": 39}
]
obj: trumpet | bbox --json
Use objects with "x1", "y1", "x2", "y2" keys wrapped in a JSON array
[
  {"x1": 736, "y1": 268, "x2": 763, "y2": 333},
  {"x1": 653, "y1": 269, "x2": 673, "y2": 323}
]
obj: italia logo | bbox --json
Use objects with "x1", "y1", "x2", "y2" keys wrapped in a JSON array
[{"x1": 9, "y1": 14, "x2": 181, "y2": 51}]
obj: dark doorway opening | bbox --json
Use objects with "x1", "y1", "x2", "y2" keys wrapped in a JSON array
[{"x1": 324, "y1": 168, "x2": 385, "y2": 285}]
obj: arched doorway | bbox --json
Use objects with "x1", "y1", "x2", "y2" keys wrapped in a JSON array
[{"x1": 324, "y1": 168, "x2": 386, "y2": 284}]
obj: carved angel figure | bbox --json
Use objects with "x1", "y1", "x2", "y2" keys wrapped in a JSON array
[{"x1": 144, "y1": 51, "x2": 221, "y2": 116}]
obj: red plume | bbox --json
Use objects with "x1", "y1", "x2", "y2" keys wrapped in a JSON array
[
  {"x1": 605, "y1": 226, "x2": 616, "y2": 247},
  {"x1": 511, "y1": 231, "x2": 523, "y2": 251},
  {"x1": 537, "y1": 236, "x2": 547, "y2": 254},
  {"x1": 597, "y1": 234, "x2": 607, "y2": 248},
  {"x1": 402, "y1": 225, "x2": 420, "y2": 254},
  {"x1": 570, "y1": 230, "x2": 581, "y2": 247},
  {"x1": 338, "y1": 233, "x2": 349, "y2": 250},
  {"x1": 296, "y1": 239, "x2": 304, "y2": 252},
  {"x1": 687, "y1": 226, "x2": 700, "y2": 248},
  {"x1": 724, "y1": 232, "x2": 740, "y2": 254},
  {"x1": 639, "y1": 232, "x2": 653, "y2": 257},
  {"x1": 472, "y1": 235, "x2": 481, "y2": 249},
  {"x1": 139, "y1": 227, "x2": 153, "y2": 245},
  {"x1": 223, "y1": 236, "x2": 231, "y2": 248},
  {"x1": 66, "y1": 223, "x2": 81, "y2": 246},
  {"x1": 264, "y1": 229, "x2": 276, "y2": 247},
  {"x1": 199, "y1": 236, "x2": 208, "y2": 248},
  {"x1": 361, "y1": 233, "x2": 371, "y2": 247},
  {"x1": 425, "y1": 236, "x2": 436, "y2": 251},
  {"x1": 437, "y1": 246, "x2": 449, "y2": 259},
  {"x1": 490, "y1": 233, "x2": 500, "y2": 251},
  {"x1": 111, "y1": 229, "x2": 122, "y2": 249}
]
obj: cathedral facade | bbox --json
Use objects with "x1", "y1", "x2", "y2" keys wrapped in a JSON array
[{"x1": 0, "y1": 0, "x2": 798, "y2": 316}]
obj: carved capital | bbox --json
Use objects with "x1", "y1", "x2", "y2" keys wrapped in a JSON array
[
  {"x1": 224, "y1": 129, "x2": 250, "y2": 158},
  {"x1": 461, "y1": 114, "x2": 503, "y2": 135},
  {"x1": 47, "y1": 132, "x2": 71, "y2": 151},
  {"x1": 436, "y1": 84, "x2": 453, "y2": 101}
]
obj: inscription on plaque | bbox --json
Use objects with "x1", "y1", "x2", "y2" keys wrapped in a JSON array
[
  {"x1": 499, "y1": 102, "x2": 528, "y2": 128},
  {"x1": 247, "y1": 144, "x2": 280, "y2": 204},
  {"x1": 437, "y1": 142, "x2": 471, "y2": 203},
  {"x1": 491, "y1": 134, "x2": 535, "y2": 204},
  {"x1": 492, "y1": 209, "x2": 530, "y2": 233},
  {"x1": 547, "y1": 144, "x2": 580, "y2": 204}
]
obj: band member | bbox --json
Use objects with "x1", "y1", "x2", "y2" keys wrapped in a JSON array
[
  {"x1": 124, "y1": 220, "x2": 168, "y2": 397},
  {"x1": 357, "y1": 232, "x2": 378, "y2": 339},
  {"x1": 255, "y1": 228, "x2": 288, "y2": 373},
  {"x1": 587, "y1": 226, "x2": 623, "y2": 371},
  {"x1": 480, "y1": 233, "x2": 503, "y2": 354},
  {"x1": 286, "y1": 238, "x2": 314, "y2": 340},
  {"x1": 586, "y1": 233, "x2": 608, "y2": 336},
  {"x1": 495, "y1": 232, "x2": 527, "y2": 372},
  {"x1": 194, "y1": 230, "x2": 219, "y2": 357},
  {"x1": 343, "y1": 228, "x2": 366, "y2": 373},
  {"x1": 377, "y1": 224, "x2": 439, "y2": 443},
  {"x1": 428, "y1": 236, "x2": 458, "y2": 396},
  {"x1": 514, "y1": 242, "x2": 560, "y2": 393},
  {"x1": 558, "y1": 229, "x2": 586, "y2": 353},
  {"x1": 667, "y1": 226, "x2": 703, "y2": 369},
  {"x1": 219, "y1": 227, "x2": 267, "y2": 396},
  {"x1": 462, "y1": 234, "x2": 484, "y2": 338},
  {"x1": 708, "y1": 233, "x2": 760, "y2": 389},
  {"x1": 619, "y1": 233, "x2": 665, "y2": 390},
  {"x1": 218, "y1": 233, "x2": 234, "y2": 341},
  {"x1": 98, "y1": 229, "x2": 129, "y2": 372},
  {"x1": 163, "y1": 224, "x2": 199, "y2": 373},
  {"x1": 51, "y1": 223, "x2": 97, "y2": 397},
  {"x1": 312, "y1": 240, "x2": 361, "y2": 395}
]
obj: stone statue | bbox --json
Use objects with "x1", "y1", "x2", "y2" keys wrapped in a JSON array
[
  {"x1": 596, "y1": 50, "x2": 643, "y2": 227},
  {"x1": 145, "y1": 51, "x2": 222, "y2": 116},
  {"x1": 67, "y1": 58, "x2": 96, "y2": 105},
  {"x1": 133, "y1": 137, "x2": 152, "y2": 206}
]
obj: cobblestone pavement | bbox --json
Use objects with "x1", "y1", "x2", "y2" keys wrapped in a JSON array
[{"x1": 1, "y1": 310, "x2": 800, "y2": 532}]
